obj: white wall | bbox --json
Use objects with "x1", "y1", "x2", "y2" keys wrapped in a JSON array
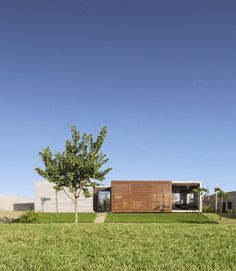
[
  {"x1": 0, "y1": 194, "x2": 34, "y2": 211},
  {"x1": 34, "y1": 181, "x2": 94, "y2": 212}
]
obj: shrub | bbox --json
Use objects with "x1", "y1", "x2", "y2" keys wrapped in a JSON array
[
  {"x1": 203, "y1": 204, "x2": 214, "y2": 213},
  {"x1": 13, "y1": 211, "x2": 39, "y2": 223},
  {"x1": 226, "y1": 209, "x2": 236, "y2": 214}
]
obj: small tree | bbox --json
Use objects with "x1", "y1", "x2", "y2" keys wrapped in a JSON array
[
  {"x1": 35, "y1": 125, "x2": 112, "y2": 223},
  {"x1": 214, "y1": 187, "x2": 228, "y2": 219},
  {"x1": 193, "y1": 187, "x2": 209, "y2": 213}
]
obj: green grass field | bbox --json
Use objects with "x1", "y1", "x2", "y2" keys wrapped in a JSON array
[
  {"x1": 0, "y1": 223, "x2": 236, "y2": 270},
  {"x1": 13, "y1": 212, "x2": 96, "y2": 223},
  {"x1": 205, "y1": 213, "x2": 236, "y2": 224},
  {"x1": 105, "y1": 212, "x2": 214, "y2": 223},
  {"x1": 12, "y1": 212, "x2": 215, "y2": 224}
]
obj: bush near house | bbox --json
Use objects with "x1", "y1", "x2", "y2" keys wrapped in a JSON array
[
  {"x1": 203, "y1": 204, "x2": 215, "y2": 213},
  {"x1": 13, "y1": 211, "x2": 39, "y2": 223}
]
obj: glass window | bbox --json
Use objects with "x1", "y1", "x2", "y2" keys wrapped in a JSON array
[{"x1": 98, "y1": 191, "x2": 111, "y2": 211}]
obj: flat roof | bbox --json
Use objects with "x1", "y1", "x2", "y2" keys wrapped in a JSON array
[
  {"x1": 94, "y1": 186, "x2": 111, "y2": 188},
  {"x1": 111, "y1": 180, "x2": 201, "y2": 184},
  {"x1": 112, "y1": 180, "x2": 171, "y2": 182}
]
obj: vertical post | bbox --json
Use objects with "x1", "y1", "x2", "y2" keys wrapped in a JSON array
[
  {"x1": 199, "y1": 190, "x2": 202, "y2": 213},
  {"x1": 199, "y1": 192, "x2": 201, "y2": 213}
]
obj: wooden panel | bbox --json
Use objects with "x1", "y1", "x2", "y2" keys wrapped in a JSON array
[{"x1": 111, "y1": 181, "x2": 172, "y2": 212}]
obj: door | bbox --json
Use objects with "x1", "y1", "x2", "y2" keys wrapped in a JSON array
[{"x1": 98, "y1": 191, "x2": 111, "y2": 212}]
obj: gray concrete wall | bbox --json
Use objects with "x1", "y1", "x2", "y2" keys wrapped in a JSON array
[
  {"x1": 230, "y1": 192, "x2": 236, "y2": 210},
  {"x1": 204, "y1": 191, "x2": 236, "y2": 211},
  {"x1": 0, "y1": 194, "x2": 34, "y2": 211},
  {"x1": 34, "y1": 181, "x2": 94, "y2": 212}
]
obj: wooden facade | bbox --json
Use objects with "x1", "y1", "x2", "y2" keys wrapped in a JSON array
[{"x1": 111, "y1": 181, "x2": 172, "y2": 212}]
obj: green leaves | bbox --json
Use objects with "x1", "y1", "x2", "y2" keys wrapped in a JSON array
[
  {"x1": 193, "y1": 187, "x2": 209, "y2": 196},
  {"x1": 214, "y1": 187, "x2": 228, "y2": 200},
  {"x1": 35, "y1": 125, "x2": 112, "y2": 212}
]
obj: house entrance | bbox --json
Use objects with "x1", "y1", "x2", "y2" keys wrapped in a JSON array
[
  {"x1": 93, "y1": 186, "x2": 111, "y2": 212},
  {"x1": 97, "y1": 191, "x2": 111, "y2": 212}
]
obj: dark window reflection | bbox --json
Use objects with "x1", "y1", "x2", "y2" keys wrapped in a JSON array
[{"x1": 98, "y1": 191, "x2": 111, "y2": 211}]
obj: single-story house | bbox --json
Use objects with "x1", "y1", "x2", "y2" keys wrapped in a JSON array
[{"x1": 34, "y1": 180, "x2": 202, "y2": 213}]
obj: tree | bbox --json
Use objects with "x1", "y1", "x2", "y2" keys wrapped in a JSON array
[
  {"x1": 193, "y1": 187, "x2": 209, "y2": 213},
  {"x1": 53, "y1": 185, "x2": 61, "y2": 214},
  {"x1": 35, "y1": 125, "x2": 112, "y2": 223},
  {"x1": 214, "y1": 187, "x2": 228, "y2": 219}
]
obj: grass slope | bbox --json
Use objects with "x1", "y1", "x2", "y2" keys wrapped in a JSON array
[
  {"x1": 105, "y1": 213, "x2": 214, "y2": 223},
  {"x1": 0, "y1": 211, "x2": 24, "y2": 223},
  {"x1": 0, "y1": 223, "x2": 236, "y2": 270},
  {"x1": 14, "y1": 212, "x2": 96, "y2": 223},
  {"x1": 204, "y1": 213, "x2": 236, "y2": 224}
]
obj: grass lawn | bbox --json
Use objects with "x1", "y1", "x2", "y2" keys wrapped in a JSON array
[
  {"x1": 13, "y1": 212, "x2": 96, "y2": 223},
  {"x1": 105, "y1": 212, "x2": 214, "y2": 223},
  {"x1": 204, "y1": 213, "x2": 236, "y2": 224},
  {"x1": 1, "y1": 223, "x2": 236, "y2": 270}
]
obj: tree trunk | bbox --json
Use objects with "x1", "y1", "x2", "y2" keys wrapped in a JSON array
[
  {"x1": 215, "y1": 194, "x2": 218, "y2": 213},
  {"x1": 220, "y1": 197, "x2": 223, "y2": 220},
  {"x1": 55, "y1": 190, "x2": 59, "y2": 214},
  {"x1": 74, "y1": 196, "x2": 78, "y2": 224}
]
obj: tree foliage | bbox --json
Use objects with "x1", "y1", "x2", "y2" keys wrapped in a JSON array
[
  {"x1": 193, "y1": 187, "x2": 209, "y2": 196},
  {"x1": 35, "y1": 125, "x2": 112, "y2": 223}
]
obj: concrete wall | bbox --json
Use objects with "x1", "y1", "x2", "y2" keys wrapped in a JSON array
[
  {"x1": 0, "y1": 194, "x2": 34, "y2": 211},
  {"x1": 204, "y1": 191, "x2": 236, "y2": 212},
  {"x1": 34, "y1": 181, "x2": 94, "y2": 212},
  {"x1": 229, "y1": 192, "x2": 236, "y2": 210}
]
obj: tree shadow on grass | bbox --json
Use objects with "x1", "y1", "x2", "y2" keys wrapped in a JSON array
[
  {"x1": 0, "y1": 216, "x2": 16, "y2": 223},
  {"x1": 177, "y1": 219, "x2": 217, "y2": 224}
]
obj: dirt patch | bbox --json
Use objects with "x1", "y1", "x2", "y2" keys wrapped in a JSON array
[{"x1": 0, "y1": 211, "x2": 23, "y2": 223}]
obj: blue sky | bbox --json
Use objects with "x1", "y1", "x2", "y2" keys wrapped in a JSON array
[{"x1": 0, "y1": 0, "x2": 236, "y2": 196}]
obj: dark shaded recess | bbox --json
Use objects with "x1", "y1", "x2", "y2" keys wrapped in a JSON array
[{"x1": 13, "y1": 203, "x2": 34, "y2": 211}]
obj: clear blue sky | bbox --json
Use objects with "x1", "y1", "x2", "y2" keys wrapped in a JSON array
[{"x1": 0, "y1": 0, "x2": 236, "y2": 197}]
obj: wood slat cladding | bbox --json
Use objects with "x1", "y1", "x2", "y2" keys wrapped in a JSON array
[{"x1": 111, "y1": 181, "x2": 172, "y2": 212}]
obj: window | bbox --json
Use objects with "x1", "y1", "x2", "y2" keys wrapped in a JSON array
[{"x1": 98, "y1": 191, "x2": 111, "y2": 211}]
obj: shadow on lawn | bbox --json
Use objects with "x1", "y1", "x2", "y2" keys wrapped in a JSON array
[
  {"x1": 177, "y1": 219, "x2": 217, "y2": 224},
  {"x1": 0, "y1": 216, "x2": 16, "y2": 223}
]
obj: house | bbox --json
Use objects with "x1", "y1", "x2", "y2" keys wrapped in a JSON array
[
  {"x1": 34, "y1": 180, "x2": 202, "y2": 213},
  {"x1": 203, "y1": 191, "x2": 236, "y2": 212}
]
